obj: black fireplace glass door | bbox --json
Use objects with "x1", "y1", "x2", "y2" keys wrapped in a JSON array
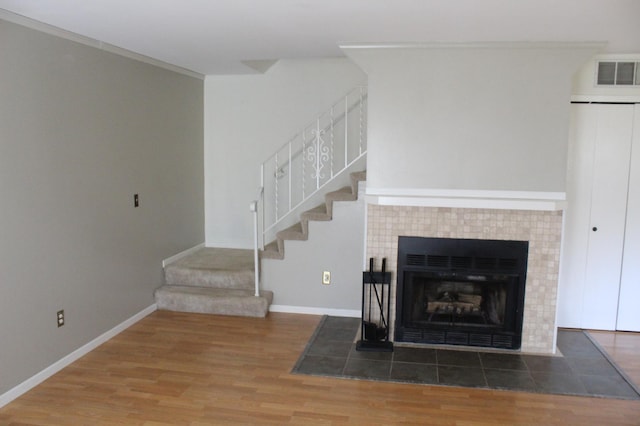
[
  {"x1": 403, "y1": 272, "x2": 517, "y2": 331},
  {"x1": 395, "y1": 236, "x2": 528, "y2": 349}
]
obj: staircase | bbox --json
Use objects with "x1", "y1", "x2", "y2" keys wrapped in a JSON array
[
  {"x1": 155, "y1": 248, "x2": 273, "y2": 317},
  {"x1": 261, "y1": 170, "x2": 366, "y2": 260},
  {"x1": 154, "y1": 171, "x2": 364, "y2": 317},
  {"x1": 155, "y1": 86, "x2": 367, "y2": 318}
]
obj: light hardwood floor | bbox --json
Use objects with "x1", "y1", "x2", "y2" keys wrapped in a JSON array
[
  {"x1": 589, "y1": 330, "x2": 640, "y2": 388},
  {"x1": 1, "y1": 311, "x2": 639, "y2": 425}
]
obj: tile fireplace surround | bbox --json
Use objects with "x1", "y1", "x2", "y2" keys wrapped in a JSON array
[{"x1": 366, "y1": 205, "x2": 563, "y2": 354}]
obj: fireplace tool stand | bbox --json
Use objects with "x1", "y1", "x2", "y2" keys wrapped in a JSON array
[{"x1": 356, "y1": 258, "x2": 393, "y2": 352}]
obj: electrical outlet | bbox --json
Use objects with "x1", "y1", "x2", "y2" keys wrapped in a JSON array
[
  {"x1": 57, "y1": 310, "x2": 65, "y2": 327},
  {"x1": 322, "y1": 271, "x2": 331, "y2": 285}
]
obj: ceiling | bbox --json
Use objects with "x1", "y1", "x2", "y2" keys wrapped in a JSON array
[{"x1": 1, "y1": 0, "x2": 639, "y2": 75}]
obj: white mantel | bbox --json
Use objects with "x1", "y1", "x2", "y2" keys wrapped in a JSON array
[{"x1": 366, "y1": 188, "x2": 566, "y2": 211}]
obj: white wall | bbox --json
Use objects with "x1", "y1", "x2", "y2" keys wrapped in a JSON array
[
  {"x1": 204, "y1": 59, "x2": 366, "y2": 248},
  {"x1": 343, "y1": 43, "x2": 601, "y2": 195},
  {"x1": 0, "y1": 19, "x2": 204, "y2": 395}
]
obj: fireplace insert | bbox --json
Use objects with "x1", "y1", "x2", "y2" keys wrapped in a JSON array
[{"x1": 395, "y1": 236, "x2": 528, "y2": 349}]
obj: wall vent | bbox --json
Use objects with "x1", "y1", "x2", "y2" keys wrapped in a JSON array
[{"x1": 597, "y1": 61, "x2": 640, "y2": 86}]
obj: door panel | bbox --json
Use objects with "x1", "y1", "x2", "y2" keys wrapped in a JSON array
[
  {"x1": 558, "y1": 104, "x2": 597, "y2": 328},
  {"x1": 580, "y1": 104, "x2": 633, "y2": 330},
  {"x1": 617, "y1": 105, "x2": 640, "y2": 331}
]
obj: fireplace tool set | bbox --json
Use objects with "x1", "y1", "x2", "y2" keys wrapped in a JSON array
[{"x1": 356, "y1": 258, "x2": 394, "y2": 352}]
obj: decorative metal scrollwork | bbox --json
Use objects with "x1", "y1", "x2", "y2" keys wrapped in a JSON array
[{"x1": 306, "y1": 131, "x2": 330, "y2": 180}]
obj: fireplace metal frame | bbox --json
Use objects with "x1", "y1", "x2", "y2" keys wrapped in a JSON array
[{"x1": 395, "y1": 236, "x2": 529, "y2": 350}]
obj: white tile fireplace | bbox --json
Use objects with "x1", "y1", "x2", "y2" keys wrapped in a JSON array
[{"x1": 365, "y1": 204, "x2": 563, "y2": 354}]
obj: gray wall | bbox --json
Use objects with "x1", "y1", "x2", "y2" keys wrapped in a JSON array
[
  {"x1": 0, "y1": 19, "x2": 204, "y2": 394},
  {"x1": 261, "y1": 183, "x2": 365, "y2": 312}
]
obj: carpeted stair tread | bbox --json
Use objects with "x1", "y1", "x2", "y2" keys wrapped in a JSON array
[
  {"x1": 261, "y1": 241, "x2": 284, "y2": 259},
  {"x1": 168, "y1": 247, "x2": 254, "y2": 270},
  {"x1": 326, "y1": 186, "x2": 357, "y2": 202},
  {"x1": 261, "y1": 170, "x2": 366, "y2": 261},
  {"x1": 157, "y1": 247, "x2": 273, "y2": 317},
  {"x1": 164, "y1": 247, "x2": 254, "y2": 289},
  {"x1": 350, "y1": 170, "x2": 366, "y2": 184},
  {"x1": 155, "y1": 285, "x2": 273, "y2": 318},
  {"x1": 276, "y1": 222, "x2": 307, "y2": 241},
  {"x1": 301, "y1": 204, "x2": 331, "y2": 221}
]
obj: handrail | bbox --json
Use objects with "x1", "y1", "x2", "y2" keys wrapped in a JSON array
[
  {"x1": 259, "y1": 86, "x2": 368, "y2": 246},
  {"x1": 250, "y1": 185, "x2": 264, "y2": 297}
]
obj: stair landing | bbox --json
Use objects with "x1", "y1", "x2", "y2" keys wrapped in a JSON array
[{"x1": 155, "y1": 248, "x2": 273, "y2": 317}]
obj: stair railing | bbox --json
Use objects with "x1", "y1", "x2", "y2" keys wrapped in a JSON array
[
  {"x1": 251, "y1": 86, "x2": 367, "y2": 295},
  {"x1": 262, "y1": 86, "x2": 367, "y2": 242},
  {"x1": 250, "y1": 185, "x2": 263, "y2": 297}
]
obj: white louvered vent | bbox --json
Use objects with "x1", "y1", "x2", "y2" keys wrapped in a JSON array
[{"x1": 597, "y1": 61, "x2": 640, "y2": 86}]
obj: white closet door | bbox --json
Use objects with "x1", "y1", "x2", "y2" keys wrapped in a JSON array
[
  {"x1": 581, "y1": 104, "x2": 633, "y2": 330},
  {"x1": 617, "y1": 105, "x2": 640, "y2": 331},
  {"x1": 558, "y1": 104, "x2": 598, "y2": 328}
]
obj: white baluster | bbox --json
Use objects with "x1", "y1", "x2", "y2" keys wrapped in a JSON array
[
  {"x1": 274, "y1": 153, "x2": 279, "y2": 221},
  {"x1": 288, "y1": 141, "x2": 292, "y2": 212},
  {"x1": 359, "y1": 87, "x2": 364, "y2": 155},
  {"x1": 330, "y1": 106, "x2": 334, "y2": 179},
  {"x1": 302, "y1": 131, "x2": 306, "y2": 199},
  {"x1": 260, "y1": 163, "x2": 265, "y2": 250},
  {"x1": 344, "y1": 95, "x2": 349, "y2": 168},
  {"x1": 316, "y1": 118, "x2": 321, "y2": 189}
]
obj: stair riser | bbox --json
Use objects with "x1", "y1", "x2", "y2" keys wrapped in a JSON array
[
  {"x1": 156, "y1": 289, "x2": 273, "y2": 318},
  {"x1": 164, "y1": 267, "x2": 254, "y2": 290},
  {"x1": 261, "y1": 250, "x2": 284, "y2": 260},
  {"x1": 275, "y1": 231, "x2": 307, "y2": 241}
]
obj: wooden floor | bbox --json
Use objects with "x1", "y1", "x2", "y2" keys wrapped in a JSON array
[
  {"x1": 589, "y1": 330, "x2": 640, "y2": 388},
  {"x1": 1, "y1": 311, "x2": 639, "y2": 425}
]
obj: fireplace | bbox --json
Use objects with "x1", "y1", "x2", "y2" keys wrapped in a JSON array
[
  {"x1": 367, "y1": 205, "x2": 562, "y2": 354},
  {"x1": 395, "y1": 236, "x2": 528, "y2": 350}
]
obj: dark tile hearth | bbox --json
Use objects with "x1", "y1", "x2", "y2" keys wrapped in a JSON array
[{"x1": 291, "y1": 316, "x2": 640, "y2": 400}]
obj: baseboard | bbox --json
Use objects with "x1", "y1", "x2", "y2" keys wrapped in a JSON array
[
  {"x1": 162, "y1": 243, "x2": 205, "y2": 268},
  {"x1": 269, "y1": 304, "x2": 360, "y2": 318},
  {"x1": 0, "y1": 304, "x2": 157, "y2": 408}
]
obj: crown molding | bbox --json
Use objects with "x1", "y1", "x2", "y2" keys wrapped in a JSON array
[
  {"x1": 340, "y1": 41, "x2": 607, "y2": 51},
  {"x1": 0, "y1": 9, "x2": 204, "y2": 80}
]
